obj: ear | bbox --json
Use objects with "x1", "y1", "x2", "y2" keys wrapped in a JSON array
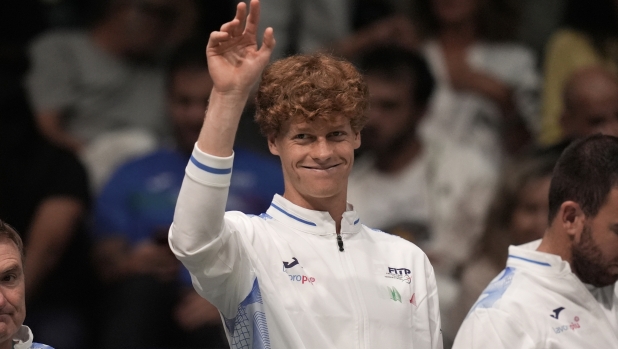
[
  {"x1": 268, "y1": 135, "x2": 280, "y2": 156},
  {"x1": 558, "y1": 201, "x2": 586, "y2": 240},
  {"x1": 353, "y1": 131, "x2": 361, "y2": 150}
]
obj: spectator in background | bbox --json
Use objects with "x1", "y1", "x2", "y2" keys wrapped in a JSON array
[
  {"x1": 560, "y1": 66, "x2": 618, "y2": 140},
  {"x1": 347, "y1": 45, "x2": 497, "y2": 345},
  {"x1": 255, "y1": 0, "x2": 351, "y2": 60},
  {"x1": 334, "y1": 0, "x2": 539, "y2": 165},
  {"x1": 25, "y1": 0, "x2": 199, "y2": 191},
  {"x1": 414, "y1": 0, "x2": 539, "y2": 165},
  {"x1": 540, "y1": 0, "x2": 618, "y2": 146},
  {"x1": 0, "y1": 62, "x2": 97, "y2": 349},
  {"x1": 93, "y1": 42, "x2": 284, "y2": 348},
  {"x1": 534, "y1": 65, "x2": 618, "y2": 162},
  {"x1": 0, "y1": 220, "x2": 54, "y2": 349},
  {"x1": 449, "y1": 154, "x2": 556, "y2": 337}
]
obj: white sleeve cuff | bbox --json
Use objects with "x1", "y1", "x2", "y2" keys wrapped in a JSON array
[{"x1": 185, "y1": 143, "x2": 234, "y2": 187}]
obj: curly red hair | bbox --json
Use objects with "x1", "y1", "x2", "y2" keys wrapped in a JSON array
[{"x1": 255, "y1": 53, "x2": 369, "y2": 138}]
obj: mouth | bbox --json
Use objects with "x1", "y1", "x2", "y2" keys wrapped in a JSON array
[{"x1": 300, "y1": 163, "x2": 342, "y2": 172}]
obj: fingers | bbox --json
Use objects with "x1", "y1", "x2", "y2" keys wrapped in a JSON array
[
  {"x1": 207, "y1": 31, "x2": 230, "y2": 49},
  {"x1": 233, "y1": 2, "x2": 247, "y2": 38},
  {"x1": 260, "y1": 27, "x2": 276, "y2": 53},
  {"x1": 244, "y1": 0, "x2": 261, "y2": 35}
]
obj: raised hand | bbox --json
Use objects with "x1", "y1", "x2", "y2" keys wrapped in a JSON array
[{"x1": 207, "y1": 0, "x2": 276, "y2": 96}]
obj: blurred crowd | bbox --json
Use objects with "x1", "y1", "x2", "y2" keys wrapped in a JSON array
[{"x1": 1, "y1": 0, "x2": 618, "y2": 348}]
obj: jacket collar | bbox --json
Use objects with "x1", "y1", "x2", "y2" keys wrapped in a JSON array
[
  {"x1": 265, "y1": 194, "x2": 362, "y2": 235},
  {"x1": 507, "y1": 240, "x2": 572, "y2": 274}
]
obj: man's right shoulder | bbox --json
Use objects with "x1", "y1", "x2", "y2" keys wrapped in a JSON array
[{"x1": 464, "y1": 266, "x2": 547, "y2": 329}]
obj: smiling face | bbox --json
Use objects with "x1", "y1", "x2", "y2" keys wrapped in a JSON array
[
  {"x1": 0, "y1": 237, "x2": 25, "y2": 346},
  {"x1": 571, "y1": 188, "x2": 618, "y2": 287},
  {"x1": 268, "y1": 115, "x2": 361, "y2": 209}
]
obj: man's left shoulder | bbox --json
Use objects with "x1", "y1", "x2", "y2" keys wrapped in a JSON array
[{"x1": 361, "y1": 225, "x2": 428, "y2": 257}]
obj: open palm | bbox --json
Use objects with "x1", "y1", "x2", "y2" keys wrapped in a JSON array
[{"x1": 207, "y1": 0, "x2": 275, "y2": 95}]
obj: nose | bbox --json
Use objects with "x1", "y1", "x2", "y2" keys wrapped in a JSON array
[{"x1": 311, "y1": 138, "x2": 334, "y2": 162}]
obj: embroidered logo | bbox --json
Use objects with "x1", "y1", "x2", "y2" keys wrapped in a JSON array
[
  {"x1": 385, "y1": 273, "x2": 412, "y2": 284},
  {"x1": 552, "y1": 316, "x2": 580, "y2": 334},
  {"x1": 550, "y1": 307, "x2": 565, "y2": 319},
  {"x1": 283, "y1": 257, "x2": 299, "y2": 270},
  {"x1": 388, "y1": 286, "x2": 402, "y2": 303},
  {"x1": 388, "y1": 267, "x2": 411, "y2": 275}
]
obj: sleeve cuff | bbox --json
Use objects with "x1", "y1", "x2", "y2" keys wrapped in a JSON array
[{"x1": 185, "y1": 144, "x2": 235, "y2": 187}]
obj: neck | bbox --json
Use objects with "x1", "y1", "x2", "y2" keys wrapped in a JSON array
[
  {"x1": 283, "y1": 190, "x2": 348, "y2": 234},
  {"x1": 536, "y1": 228, "x2": 572, "y2": 264},
  {"x1": 375, "y1": 137, "x2": 422, "y2": 174}
]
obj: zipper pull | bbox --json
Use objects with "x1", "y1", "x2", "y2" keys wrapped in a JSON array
[{"x1": 336, "y1": 233, "x2": 344, "y2": 252}]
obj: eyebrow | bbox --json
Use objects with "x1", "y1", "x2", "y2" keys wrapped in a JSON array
[{"x1": 0, "y1": 264, "x2": 22, "y2": 275}]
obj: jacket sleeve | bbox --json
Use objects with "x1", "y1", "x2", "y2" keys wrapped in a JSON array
[
  {"x1": 168, "y1": 145, "x2": 255, "y2": 318},
  {"x1": 427, "y1": 267, "x2": 444, "y2": 349},
  {"x1": 452, "y1": 308, "x2": 537, "y2": 349}
]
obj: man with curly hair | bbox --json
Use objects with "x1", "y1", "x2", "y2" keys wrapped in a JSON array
[{"x1": 168, "y1": 1, "x2": 443, "y2": 348}]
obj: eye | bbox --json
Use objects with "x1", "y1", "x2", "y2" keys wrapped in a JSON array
[
  {"x1": 293, "y1": 134, "x2": 308, "y2": 140},
  {"x1": 329, "y1": 131, "x2": 347, "y2": 139},
  {"x1": 2, "y1": 274, "x2": 16, "y2": 283}
]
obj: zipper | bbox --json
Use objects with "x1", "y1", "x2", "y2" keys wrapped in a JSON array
[
  {"x1": 336, "y1": 232, "x2": 344, "y2": 252},
  {"x1": 337, "y1": 233, "x2": 368, "y2": 348}
]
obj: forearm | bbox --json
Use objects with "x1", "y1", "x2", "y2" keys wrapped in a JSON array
[
  {"x1": 36, "y1": 111, "x2": 83, "y2": 153},
  {"x1": 169, "y1": 147, "x2": 234, "y2": 258},
  {"x1": 467, "y1": 72, "x2": 515, "y2": 114},
  {"x1": 24, "y1": 197, "x2": 83, "y2": 298},
  {"x1": 196, "y1": 90, "x2": 250, "y2": 156}
]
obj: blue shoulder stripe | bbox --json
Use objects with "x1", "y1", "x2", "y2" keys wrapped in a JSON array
[
  {"x1": 270, "y1": 203, "x2": 317, "y2": 226},
  {"x1": 508, "y1": 255, "x2": 551, "y2": 266}
]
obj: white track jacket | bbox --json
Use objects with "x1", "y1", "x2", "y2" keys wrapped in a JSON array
[
  {"x1": 169, "y1": 146, "x2": 443, "y2": 349},
  {"x1": 453, "y1": 240, "x2": 618, "y2": 348}
]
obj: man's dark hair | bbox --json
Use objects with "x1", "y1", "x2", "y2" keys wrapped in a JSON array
[
  {"x1": 0, "y1": 219, "x2": 25, "y2": 265},
  {"x1": 548, "y1": 134, "x2": 618, "y2": 223},
  {"x1": 356, "y1": 45, "x2": 435, "y2": 109}
]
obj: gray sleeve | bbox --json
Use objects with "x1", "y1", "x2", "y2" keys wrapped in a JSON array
[{"x1": 25, "y1": 32, "x2": 78, "y2": 112}]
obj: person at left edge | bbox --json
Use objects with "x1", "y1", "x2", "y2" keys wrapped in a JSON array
[{"x1": 0, "y1": 220, "x2": 53, "y2": 349}]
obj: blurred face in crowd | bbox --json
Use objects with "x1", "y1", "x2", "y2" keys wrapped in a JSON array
[
  {"x1": 168, "y1": 66, "x2": 213, "y2": 154},
  {"x1": 510, "y1": 175, "x2": 551, "y2": 245},
  {"x1": 119, "y1": 0, "x2": 178, "y2": 56},
  {"x1": 562, "y1": 68, "x2": 618, "y2": 139},
  {"x1": 0, "y1": 237, "x2": 25, "y2": 346},
  {"x1": 269, "y1": 115, "x2": 361, "y2": 205},
  {"x1": 363, "y1": 74, "x2": 421, "y2": 154},
  {"x1": 431, "y1": 0, "x2": 481, "y2": 26},
  {"x1": 571, "y1": 188, "x2": 618, "y2": 287}
]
